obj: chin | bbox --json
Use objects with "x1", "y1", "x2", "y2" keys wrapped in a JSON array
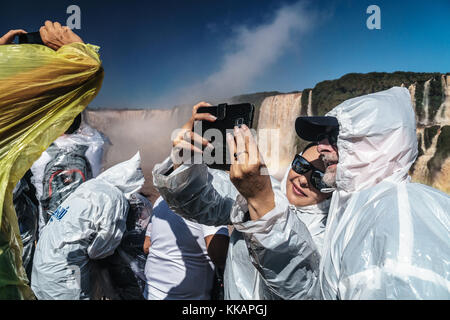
[
  {"x1": 323, "y1": 170, "x2": 337, "y2": 188},
  {"x1": 287, "y1": 191, "x2": 316, "y2": 207}
]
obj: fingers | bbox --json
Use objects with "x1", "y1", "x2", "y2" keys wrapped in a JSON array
[
  {"x1": 45, "y1": 20, "x2": 56, "y2": 34},
  {"x1": 0, "y1": 29, "x2": 27, "y2": 44},
  {"x1": 53, "y1": 21, "x2": 62, "y2": 30},
  {"x1": 233, "y1": 126, "x2": 248, "y2": 164},
  {"x1": 226, "y1": 132, "x2": 236, "y2": 166},
  {"x1": 176, "y1": 140, "x2": 203, "y2": 154},
  {"x1": 40, "y1": 20, "x2": 83, "y2": 50},
  {"x1": 241, "y1": 125, "x2": 259, "y2": 166},
  {"x1": 8, "y1": 29, "x2": 27, "y2": 36},
  {"x1": 193, "y1": 112, "x2": 217, "y2": 122},
  {"x1": 184, "y1": 131, "x2": 213, "y2": 149},
  {"x1": 39, "y1": 26, "x2": 58, "y2": 50},
  {"x1": 173, "y1": 128, "x2": 212, "y2": 153},
  {"x1": 192, "y1": 101, "x2": 212, "y2": 116}
]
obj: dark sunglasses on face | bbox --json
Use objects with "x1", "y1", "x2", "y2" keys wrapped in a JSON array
[
  {"x1": 291, "y1": 154, "x2": 330, "y2": 192},
  {"x1": 317, "y1": 128, "x2": 339, "y2": 146}
]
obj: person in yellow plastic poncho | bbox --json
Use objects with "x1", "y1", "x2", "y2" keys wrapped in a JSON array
[{"x1": 0, "y1": 21, "x2": 104, "y2": 299}]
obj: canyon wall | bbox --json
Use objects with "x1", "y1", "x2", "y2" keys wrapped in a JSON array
[{"x1": 85, "y1": 72, "x2": 450, "y2": 202}]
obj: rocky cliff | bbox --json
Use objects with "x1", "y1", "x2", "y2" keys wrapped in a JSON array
[
  {"x1": 85, "y1": 72, "x2": 450, "y2": 201},
  {"x1": 294, "y1": 72, "x2": 450, "y2": 193}
]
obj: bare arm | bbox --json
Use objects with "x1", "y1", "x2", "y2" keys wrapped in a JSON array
[{"x1": 143, "y1": 236, "x2": 151, "y2": 255}]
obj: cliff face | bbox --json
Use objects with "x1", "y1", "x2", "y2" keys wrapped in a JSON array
[
  {"x1": 85, "y1": 72, "x2": 450, "y2": 200},
  {"x1": 291, "y1": 72, "x2": 450, "y2": 193}
]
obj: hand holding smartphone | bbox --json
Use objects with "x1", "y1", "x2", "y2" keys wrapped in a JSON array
[
  {"x1": 18, "y1": 32, "x2": 44, "y2": 45},
  {"x1": 195, "y1": 103, "x2": 255, "y2": 170}
]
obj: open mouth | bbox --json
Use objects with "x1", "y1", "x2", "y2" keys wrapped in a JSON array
[{"x1": 292, "y1": 183, "x2": 307, "y2": 197}]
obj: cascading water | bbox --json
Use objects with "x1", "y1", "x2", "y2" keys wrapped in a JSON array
[
  {"x1": 435, "y1": 75, "x2": 450, "y2": 125},
  {"x1": 422, "y1": 79, "x2": 431, "y2": 125},
  {"x1": 307, "y1": 90, "x2": 313, "y2": 116},
  {"x1": 256, "y1": 93, "x2": 302, "y2": 180}
]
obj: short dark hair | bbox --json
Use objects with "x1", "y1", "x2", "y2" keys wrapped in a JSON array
[{"x1": 65, "y1": 114, "x2": 82, "y2": 134}]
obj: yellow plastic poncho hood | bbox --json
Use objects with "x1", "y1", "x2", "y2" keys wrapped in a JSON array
[{"x1": 0, "y1": 42, "x2": 104, "y2": 299}]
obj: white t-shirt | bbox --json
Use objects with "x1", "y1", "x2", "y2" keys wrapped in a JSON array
[{"x1": 144, "y1": 196, "x2": 229, "y2": 300}]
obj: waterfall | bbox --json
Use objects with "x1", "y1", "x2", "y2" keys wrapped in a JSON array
[
  {"x1": 408, "y1": 83, "x2": 416, "y2": 121},
  {"x1": 422, "y1": 79, "x2": 431, "y2": 125},
  {"x1": 433, "y1": 158, "x2": 450, "y2": 193},
  {"x1": 411, "y1": 127, "x2": 441, "y2": 185},
  {"x1": 256, "y1": 93, "x2": 302, "y2": 180},
  {"x1": 307, "y1": 90, "x2": 313, "y2": 116},
  {"x1": 434, "y1": 75, "x2": 450, "y2": 125},
  {"x1": 84, "y1": 106, "x2": 192, "y2": 201}
]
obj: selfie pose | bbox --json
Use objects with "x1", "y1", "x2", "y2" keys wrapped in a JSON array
[
  {"x1": 152, "y1": 102, "x2": 332, "y2": 299},
  {"x1": 230, "y1": 87, "x2": 450, "y2": 299}
]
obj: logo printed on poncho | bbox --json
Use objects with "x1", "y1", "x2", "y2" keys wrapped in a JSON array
[{"x1": 49, "y1": 206, "x2": 70, "y2": 222}]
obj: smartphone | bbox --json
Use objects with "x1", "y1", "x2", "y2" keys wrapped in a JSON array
[
  {"x1": 18, "y1": 32, "x2": 44, "y2": 45},
  {"x1": 195, "y1": 103, "x2": 255, "y2": 170}
]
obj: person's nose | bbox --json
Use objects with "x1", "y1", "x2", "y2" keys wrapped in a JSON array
[
  {"x1": 297, "y1": 174, "x2": 309, "y2": 188},
  {"x1": 317, "y1": 138, "x2": 333, "y2": 154}
]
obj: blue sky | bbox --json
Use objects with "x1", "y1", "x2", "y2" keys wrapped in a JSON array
[{"x1": 1, "y1": 0, "x2": 449, "y2": 109}]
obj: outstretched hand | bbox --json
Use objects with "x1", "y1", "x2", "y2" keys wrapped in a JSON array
[
  {"x1": 226, "y1": 125, "x2": 275, "y2": 220},
  {"x1": 0, "y1": 29, "x2": 27, "y2": 45}
]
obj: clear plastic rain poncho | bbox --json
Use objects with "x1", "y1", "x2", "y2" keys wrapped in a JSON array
[
  {"x1": 229, "y1": 156, "x2": 330, "y2": 300},
  {"x1": 152, "y1": 151, "x2": 331, "y2": 299},
  {"x1": 91, "y1": 192, "x2": 152, "y2": 300},
  {"x1": 231, "y1": 87, "x2": 449, "y2": 300},
  {"x1": 31, "y1": 153, "x2": 144, "y2": 300},
  {"x1": 319, "y1": 87, "x2": 450, "y2": 299},
  {"x1": 0, "y1": 42, "x2": 103, "y2": 299},
  {"x1": 30, "y1": 123, "x2": 107, "y2": 234},
  {"x1": 13, "y1": 172, "x2": 39, "y2": 281}
]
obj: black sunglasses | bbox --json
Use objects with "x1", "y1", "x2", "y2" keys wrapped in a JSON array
[
  {"x1": 317, "y1": 128, "x2": 339, "y2": 146},
  {"x1": 291, "y1": 154, "x2": 330, "y2": 192}
]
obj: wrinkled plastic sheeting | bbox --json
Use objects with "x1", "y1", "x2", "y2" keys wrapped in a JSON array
[
  {"x1": 31, "y1": 123, "x2": 107, "y2": 200},
  {"x1": 31, "y1": 153, "x2": 144, "y2": 300},
  {"x1": 0, "y1": 43, "x2": 104, "y2": 299},
  {"x1": 91, "y1": 192, "x2": 152, "y2": 300},
  {"x1": 13, "y1": 175, "x2": 38, "y2": 281},
  {"x1": 30, "y1": 123, "x2": 107, "y2": 234}
]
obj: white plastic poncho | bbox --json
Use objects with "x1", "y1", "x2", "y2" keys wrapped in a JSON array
[
  {"x1": 152, "y1": 154, "x2": 330, "y2": 299},
  {"x1": 31, "y1": 123, "x2": 107, "y2": 234},
  {"x1": 153, "y1": 158, "x2": 262, "y2": 299},
  {"x1": 230, "y1": 158, "x2": 330, "y2": 300},
  {"x1": 319, "y1": 87, "x2": 450, "y2": 299},
  {"x1": 31, "y1": 153, "x2": 144, "y2": 300}
]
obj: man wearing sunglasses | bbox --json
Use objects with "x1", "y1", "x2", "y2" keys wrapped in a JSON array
[{"x1": 293, "y1": 87, "x2": 449, "y2": 299}]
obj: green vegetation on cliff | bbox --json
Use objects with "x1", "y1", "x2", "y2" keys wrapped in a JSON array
[
  {"x1": 293, "y1": 72, "x2": 446, "y2": 155},
  {"x1": 311, "y1": 72, "x2": 442, "y2": 116}
]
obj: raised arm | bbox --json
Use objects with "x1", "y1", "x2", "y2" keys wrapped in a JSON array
[
  {"x1": 227, "y1": 125, "x2": 322, "y2": 299},
  {"x1": 152, "y1": 102, "x2": 239, "y2": 226}
]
